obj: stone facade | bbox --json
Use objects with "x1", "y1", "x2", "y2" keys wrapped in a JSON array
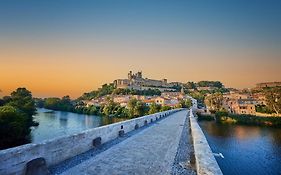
[
  {"x1": 256, "y1": 82, "x2": 281, "y2": 88},
  {"x1": 113, "y1": 71, "x2": 180, "y2": 91},
  {"x1": 189, "y1": 109, "x2": 223, "y2": 175},
  {"x1": 223, "y1": 93, "x2": 256, "y2": 115}
]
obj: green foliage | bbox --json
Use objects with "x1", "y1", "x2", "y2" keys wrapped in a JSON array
[
  {"x1": 0, "y1": 105, "x2": 32, "y2": 149},
  {"x1": 8, "y1": 88, "x2": 36, "y2": 117},
  {"x1": 189, "y1": 91, "x2": 205, "y2": 103},
  {"x1": 196, "y1": 112, "x2": 215, "y2": 121},
  {"x1": 44, "y1": 96, "x2": 74, "y2": 111},
  {"x1": 127, "y1": 98, "x2": 148, "y2": 118},
  {"x1": 102, "y1": 99, "x2": 120, "y2": 116},
  {"x1": 205, "y1": 93, "x2": 223, "y2": 113},
  {"x1": 184, "y1": 81, "x2": 196, "y2": 89},
  {"x1": 160, "y1": 105, "x2": 171, "y2": 112},
  {"x1": 34, "y1": 98, "x2": 44, "y2": 108},
  {"x1": 255, "y1": 104, "x2": 273, "y2": 114},
  {"x1": 78, "y1": 83, "x2": 115, "y2": 100},
  {"x1": 0, "y1": 99, "x2": 4, "y2": 106},
  {"x1": 264, "y1": 87, "x2": 281, "y2": 114},
  {"x1": 176, "y1": 98, "x2": 192, "y2": 109},
  {"x1": 2, "y1": 96, "x2": 12, "y2": 105},
  {"x1": 184, "y1": 98, "x2": 192, "y2": 108},
  {"x1": 0, "y1": 87, "x2": 38, "y2": 149},
  {"x1": 214, "y1": 111, "x2": 281, "y2": 127},
  {"x1": 197, "y1": 81, "x2": 223, "y2": 88},
  {"x1": 148, "y1": 102, "x2": 161, "y2": 114}
]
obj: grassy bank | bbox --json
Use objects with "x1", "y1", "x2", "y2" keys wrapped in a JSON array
[
  {"x1": 215, "y1": 111, "x2": 281, "y2": 127},
  {"x1": 196, "y1": 112, "x2": 215, "y2": 121},
  {"x1": 196, "y1": 111, "x2": 281, "y2": 127}
]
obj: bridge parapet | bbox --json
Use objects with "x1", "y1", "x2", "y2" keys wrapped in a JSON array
[
  {"x1": 0, "y1": 109, "x2": 182, "y2": 175},
  {"x1": 189, "y1": 109, "x2": 223, "y2": 175}
]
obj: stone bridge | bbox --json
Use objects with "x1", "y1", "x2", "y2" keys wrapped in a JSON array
[{"x1": 0, "y1": 107, "x2": 222, "y2": 175}]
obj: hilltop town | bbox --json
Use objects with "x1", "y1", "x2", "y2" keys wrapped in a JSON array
[{"x1": 32, "y1": 71, "x2": 281, "y2": 120}]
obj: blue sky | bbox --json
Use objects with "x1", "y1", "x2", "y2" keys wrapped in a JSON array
[
  {"x1": 0, "y1": 0, "x2": 281, "y2": 97},
  {"x1": 1, "y1": 0, "x2": 281, "y2": 49}
]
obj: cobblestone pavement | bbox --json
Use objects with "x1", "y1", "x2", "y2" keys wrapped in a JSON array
[
  {"x1": 172, "y1": 111, "x2": 196, "y2": 175},
  {"x1": 59, "y1": 110, "x2": 194, "y2": 175}
]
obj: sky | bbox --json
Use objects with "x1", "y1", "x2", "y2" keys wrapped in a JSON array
[{"x1": 0, "y1": 0, "x2": 281, "y2": 98}]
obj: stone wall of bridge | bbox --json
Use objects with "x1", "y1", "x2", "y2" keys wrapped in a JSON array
[
  {"x1": 0, "y1": 109, "x2": 182, "y2": 175},
  {"x1": 189, "y1": 109, "x2": 223, "y2": 175}
]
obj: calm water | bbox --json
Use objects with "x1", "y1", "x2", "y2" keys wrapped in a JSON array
[
  {"x1": 199, "y1": 121, "x2": 281, "y2": 175},
  {"x1": 31, "y1": 108, "x2": 125, "y2": 143}
]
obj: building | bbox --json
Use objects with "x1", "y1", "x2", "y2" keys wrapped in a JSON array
[
  {"x1": 256, "y1": 82, "x2": 281, "y2": 88},
  {"x1": 252, "y1": 93, "x2": 267, "y2": 105},
  {"x1": 154, "y1": 97, "x2": 170, "y2": 105},
  {"x1": 233, "y1": 99, "x2": 256, "y2": 115},
  {"x1": 196, "y1": 86, "x2": 218, "y2": 91},
  {"x1": 223, "y1": 93, "x2": 256, "y2": 115},
  {"x1": 113, "y1": 71, "x2": 177, "y2": 91}
]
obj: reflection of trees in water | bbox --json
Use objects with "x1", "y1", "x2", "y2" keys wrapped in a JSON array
[
  {"x1": 200, "y1": 121, "x2": 234, "y2": 137},
  {"x1": 59, "y1": 116, "x2": 68, "y2": 127},
  {"x1": 43, "y1": 113, "x2": 56, "y2": 120},
  {"x1": 201, "y1": 121, "x2": 263, "y2": 139},
  {"x1": 200, "y1": 121, "x2": 281, "y2": 147},
  {"x1": 268, "y1": 128, "x2": 281, "y2": 145},
  {"x1": 59, "y1": 111, "x2": 69, "y2": 120}
]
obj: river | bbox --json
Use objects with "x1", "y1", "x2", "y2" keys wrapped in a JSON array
[
  {"x1": 199, "y1": 121, "x2": 281, "y2": 175},
  {"x1": 31, "y1": 108, "x2": 126, "y2": 143}
]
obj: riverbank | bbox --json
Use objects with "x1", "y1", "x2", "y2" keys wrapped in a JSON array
[{"x1": 197, "y1": 112, "x2": 281, "y2": 127}]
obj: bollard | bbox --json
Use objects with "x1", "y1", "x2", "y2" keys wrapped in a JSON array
[
  {"x1": 25, "y1": 157, "x2": 50, "y2": 175},
  {"x1": 119, "y1": 130, "x2": 125, "y2": 137},
  {"x1": 135, "y1": 124, "x2": 139, "y2": 129},
  {"x1": 92, "y1": 137, "x2": 102, "y2": 147}
]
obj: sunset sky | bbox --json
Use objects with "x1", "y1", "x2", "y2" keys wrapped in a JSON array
[{"x1": 0, "y1": 0, "x2": 281, "y2": 98}]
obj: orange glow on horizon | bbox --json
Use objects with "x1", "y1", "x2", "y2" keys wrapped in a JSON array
[{"x1": 1, "y1": 41, "x2": 280, "y2": 98}]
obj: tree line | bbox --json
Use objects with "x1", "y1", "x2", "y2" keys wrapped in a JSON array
[
  {"x1": 78, "y1": 84, "x2": 162, "y2": 101},
  {"x1": 38, "y1": 96, "x2": 193, "y2": 119},
  {"x1": 0, "y1": 88, "x2": 37, "y2": 150}
]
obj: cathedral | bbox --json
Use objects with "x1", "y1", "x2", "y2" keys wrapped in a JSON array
[{"x1": 113, "y1": 71, "x2": 180, "y2": 91}]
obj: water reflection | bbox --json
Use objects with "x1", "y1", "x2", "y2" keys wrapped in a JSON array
[
  {"x1": 31, "y1": 108, "x2": 128, "y2": 143},
  {"x1": 199, "y1": 121, "x2": 281, "y2": 175}
]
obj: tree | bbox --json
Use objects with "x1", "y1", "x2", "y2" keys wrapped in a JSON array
[
  {"x1": 160, "y1": 105, "x2": 171, "y2": 112},
  {"x1": 43, "y1": 96, "x2": 74, "y2": 112},
  {"x1": 264, "y1": 87, "x2": 281, "y2": 114},
  {"x1": 184, "y1": 98, "x2": 192, "y2": 108},
  {"x1": 185, "y1": 82, "x2": 196, "y2": 89},
  {"x1": 8, "y1": 88, "x2": 36, "y2": 117},
  {"x1": 127, "y1": 98, "x2": 138, "y2": 117},
  {"x1": 127, "y1": 98, "x2": 147, "y2": 118},
  {"x1": 135, "y1": 101, "x2": 147, "y2": 117},
  {"x1": 197, "y1": 81, "x2": 223, "y2": 88},
  {"x1": 189, "y1": 91, "x2": 205, "y2": 103},
  {"x1": 148, "y1": 102, "x2": 161, "y2": 114},
  {"x1": 0, "y1": 88, "x2": 38, "y2": 149},
  {"x1": 34, "y1": 98, "x2": 44, "y2": 108},
  {"x1": 7, "y1": 88, "x2": 37, "y2": 127},
  {"x1": 60, "y1": 96, "x2": 73, "y2": 111},
  {"x1": 2, "y1": 96, "x2": 12, "y2": 104},
  {"x1": 0, "y1": 105, "x2": 31, "y2": 149},
  {"x1": 0, "y1": 99, "x2": 4, "y2": 106},
  {"x1": 102, "y1": 99, "x2": 119, "y2": 116},
  {"x1": 204, "y1": 92, "x2": 223, "y2": 113},
  {"x1": 44, "y1": 97, "x2": 61, "y2": 110}
]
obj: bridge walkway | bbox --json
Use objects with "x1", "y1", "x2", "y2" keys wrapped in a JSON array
[{"x1": 57, "y1": 110, "x2": 195, "y2": 175}]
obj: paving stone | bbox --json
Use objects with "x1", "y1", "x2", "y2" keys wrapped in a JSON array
[{"x1": 59, "y1": 110, "x2": 192, "y2": 175}]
